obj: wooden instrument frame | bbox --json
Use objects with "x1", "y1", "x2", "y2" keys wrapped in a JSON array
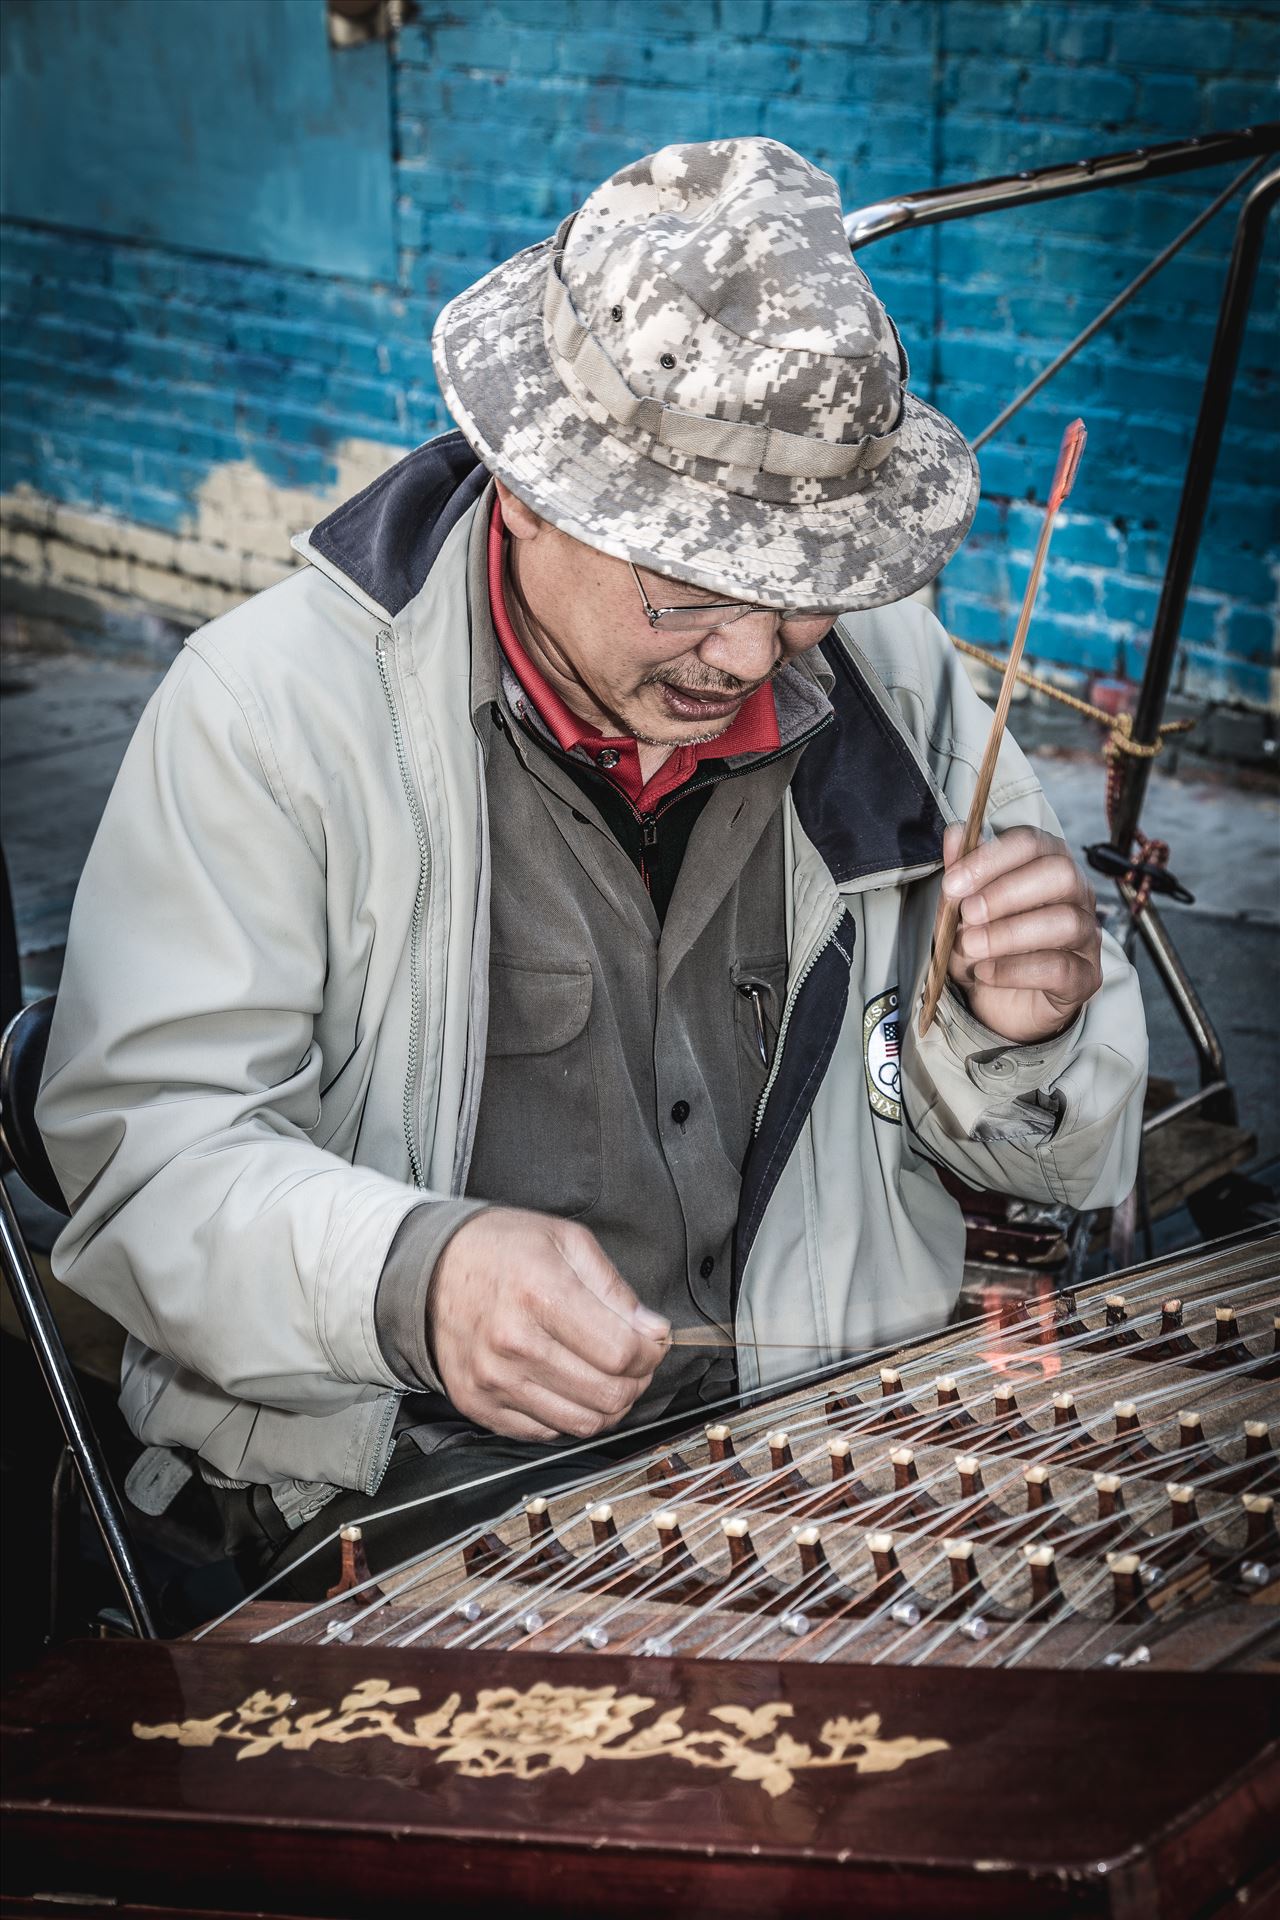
[{"x1": 4, "y1": 1637, "x2": 1278, "y2": 1919}]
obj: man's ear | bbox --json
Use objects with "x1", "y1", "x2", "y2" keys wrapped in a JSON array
[{"x1": 493, "y1": 477, "x2": 543, "y2": 541}]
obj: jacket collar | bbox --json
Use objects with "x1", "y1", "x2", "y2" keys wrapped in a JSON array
[{"x1": 299, "y1": 432, "x2": 947, "y2": 885}]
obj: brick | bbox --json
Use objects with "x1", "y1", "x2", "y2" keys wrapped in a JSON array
[
  {"x1": 1109, "y1": 12, "x2": 1236, "y2": 72},
  {"x1": 942, "y1": 1, "x2": 1044, "y2": 57},
  {"x1": 1224, "y1": 604, "x2": 1278, "y2": 665},
  {"x1": 1039, "y1": 7, "x2": 1111, "y2": 62},
  {"x1": 768, "y1": 1, "x2": 871, "y2": 46},
  {"x1": 0, "y1": 525, "x2": 45, "y2": 577},
  {"x1": 1017, "y1": 63, "x2": 1137, "y2": 124},
  {"x1": 1102, "y1": 575, "x2": 1162, "y2": 630}
]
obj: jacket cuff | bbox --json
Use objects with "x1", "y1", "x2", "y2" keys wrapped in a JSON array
[
  {"x1": 935, "y1": 987, "x2": 1085, "y2": 1098},
  {"x1": 374, "y1": 1199, "x2": 492, "y2": 1393}
]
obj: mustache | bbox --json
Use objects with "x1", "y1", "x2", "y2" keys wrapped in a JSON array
[{"x1": 642, "y1": 661, "x2": 779, "y2": 698}]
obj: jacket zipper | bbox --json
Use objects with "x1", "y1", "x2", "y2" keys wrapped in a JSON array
[
  {"x1": 376, "y1": 632, "x2": 429, "y2": 1190},
  {"x1": 752, "y1": 909, "x2": 847, "y2": 1138}
]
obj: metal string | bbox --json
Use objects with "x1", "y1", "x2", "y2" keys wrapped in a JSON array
[{"x1": 206, "y1": 1239, "x2": 1275, "y2": 1647}]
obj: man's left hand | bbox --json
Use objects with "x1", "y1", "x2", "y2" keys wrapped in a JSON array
[{"x1": 941, "y1": 824, "x2": 1103, "y2": 1045}]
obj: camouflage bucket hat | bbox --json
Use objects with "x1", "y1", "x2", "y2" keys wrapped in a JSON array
[{"x1": 432, "y1": 137, "x2": 979, "y2": 611}]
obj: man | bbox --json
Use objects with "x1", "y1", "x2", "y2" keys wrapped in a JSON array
[{"x1": 38, "y1": 139, "x2": 1146, "y2": 1596}]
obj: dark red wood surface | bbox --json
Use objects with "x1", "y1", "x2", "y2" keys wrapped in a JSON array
[{"x1": 3, "y1": 1639, "x2": 1278, "y2": 1919}]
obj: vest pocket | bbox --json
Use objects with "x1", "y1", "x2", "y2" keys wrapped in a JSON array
[
  {"x1": 467, "y1": 958, "x2": 602, "y2": 1219},
  {"x1": 731, "y1": 955, "x2": 787, "y2": 1115}
]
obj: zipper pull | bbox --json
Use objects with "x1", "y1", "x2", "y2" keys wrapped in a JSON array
[
  {"x1": 640, "y1": 815, "x2": 658, "y2": 849},
  {"x1": 738, "y1": 983, "x2": 769, "y2": 1066}
]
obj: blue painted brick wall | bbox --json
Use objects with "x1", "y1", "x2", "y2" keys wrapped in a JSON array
[{"x1": 1, "y1": 0, "x2": 1276, "y2": 704}]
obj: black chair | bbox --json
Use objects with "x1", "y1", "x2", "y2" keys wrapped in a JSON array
[{"x1": 0, "y1": 995, "x2": 157, "y2": 1638}]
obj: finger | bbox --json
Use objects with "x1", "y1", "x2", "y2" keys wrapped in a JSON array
[
  {"x1": 955, "y1": 902, "x2": 1099, "y2": 963},
  {"x1": 942, "y1": 821, "x2": 966, "y2": 869},
  {"x1": 504, "y1": 1377, "x2": 635, "y2": 1443},
  {"x1": 507, "y1": 1326, "x2": 651, "y2": 1421},
  {"x1": 958, "y1": 850, "x2": 1093, "y2": 928},
  {"x1": 971, "y1": 948, "x2": 1102, "y2": 1001},
  {"x1": 942, "y1": 826, "x2": 1059, "y2": 902},
  {"x1": 552, "y1": 1221, "x2": 675, "y2": 1359}
]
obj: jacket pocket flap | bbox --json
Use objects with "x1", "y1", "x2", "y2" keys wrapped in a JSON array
[{"x1": 487, "y1": 959, "x2": 593, "y2": 1056}]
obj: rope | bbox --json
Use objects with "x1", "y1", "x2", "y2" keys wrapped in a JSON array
[{"x1": 950, "y1": 635, "x2": 1197, "y2": 911}]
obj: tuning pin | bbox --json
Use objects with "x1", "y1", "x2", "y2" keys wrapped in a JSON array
[
  {"x1": 780, "y1": 1610, "x2": 811, "y2": 1637},
  {"x1": 1106, "y1": 1549, "x2": 1152, "y2": 1620},
  {"x1": 1146, "y1": 1297, "x2": 1198, "y2": 1364},
  {"x1": 517, "y1": 1609, "x2": 545, "y2": 1636},
  {"x1": 956, "y1": 1453, "x2": 985, "y2": 1500},
  {"x1": 1242, "y1": 1420, "x2": 1279, "y2": 1491},
  {"x1": 1109, "y1": 1399, "x2": 1163, "y2": 1468},
  {"x1": 640, "y1": 1636, "x2": 675, "y2": 1658},
  {"x1": 944, "y1": 1536, "x2": 979, "y2": 1598},
  {"x1": 721, "y1": 1514, "x2": 761, "y2": 1578},
  {"x1": 522, "y1": 1494, "x2": 574, "y2": 1571},
  {"x1": 1051, "y1": 1392, "x2": 1092, "y2": 1458},
  {"x1": 1166, "y1": 1482, "x2": 1200, "y2": 1529},
  {"x1": 703, "y1": 1422, "x2": 749, "y2": 1489},
  {"x1": 1023, "y1": 1463, "x2": 1057, "y2": 1514},
  {"x1": 792, "y1": 1523, "x2": 830, "y2": 1582},
  {"x1": 866, "y1": 1529, "x2": 903, "y2": 1586},
  {"x1": 934, "y1": 1373, "x2": 979, "y2": 1436},
  {"x1": 1023, "y1": 1543, "x2": 1067, "y2": 1615},
  {"x1": 890, "y1": 1445, "x2": 919, "y2": 1490},
  {"x1": 989, "y1": 1380, "x2": 1037, "y2": 1443},
  {"x1": 588, "y1": 1502, "x2": 631, "y2": 1569},
  {"x1": 653, "y1": 1509, "x2": 693, "y2": 1571},
  {"x1": 326, "y1": 1523, "x2": 374, "y2": 1601},
  {"x1": 1240, "y1": 1494, "x2": 1277, "y2": 1582},
  {"x1": 579, "y1": 1624, "x2": 610, "y2": 1650},
  {"x1": 1092, "y1": 1470, "x2": 1130, "y2": 1525}
]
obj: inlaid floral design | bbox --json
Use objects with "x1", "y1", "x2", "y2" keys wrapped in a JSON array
[{"x1": 134, "y1": 1677, "x2": 948, "y2": 1798}]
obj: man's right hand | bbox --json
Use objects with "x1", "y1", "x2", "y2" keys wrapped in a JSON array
[{"x1": 427, "y1": 1209, "x2": 670, "y2": 1442}]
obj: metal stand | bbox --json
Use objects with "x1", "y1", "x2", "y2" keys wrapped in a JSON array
[
  {"x1": 0, "y1": 1177, "x2": 157, "y2": 1639},
  {"x1": 848, "y1": 128, "x2": 1280, "y2": 1224}
]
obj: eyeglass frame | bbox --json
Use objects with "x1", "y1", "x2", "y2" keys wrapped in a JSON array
[{"x1": 628, "y1": 561, "x2": 836, "y2": 635}]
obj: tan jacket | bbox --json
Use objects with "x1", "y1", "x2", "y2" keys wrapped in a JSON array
[{"x1": 38, "y1": 438, "x2": 1147, "y2": 1490}]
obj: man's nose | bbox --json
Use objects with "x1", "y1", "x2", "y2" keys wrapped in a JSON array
[{"x1": 696, "y1": 610, "x2": 781, "y2": 684}]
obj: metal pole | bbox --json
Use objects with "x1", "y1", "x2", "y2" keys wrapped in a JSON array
[
  {"x1": 1121, "y1": 886, "x2": 1237, "y2": 1125},
  {"x1": 845, "y1": 124, "x2": 1280, "y2": 247},
  {"x1": 1109, "y1": 166, "x2": 1280, "y2": 855},
  {"x1": 0, "y1": 1178, "x2": 157, "y2": 1638}
]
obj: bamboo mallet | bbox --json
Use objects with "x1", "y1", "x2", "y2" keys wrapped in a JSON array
[{"x1": 917, "y1": 417, "x2": 1087, "y2": 1036}]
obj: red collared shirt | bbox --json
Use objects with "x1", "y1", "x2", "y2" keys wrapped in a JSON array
[{"x1": 487, "y1": 501, "x2": 779, "y2": 811}]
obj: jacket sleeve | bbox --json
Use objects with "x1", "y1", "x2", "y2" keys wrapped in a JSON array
[
  {"x1": 896, "y1": 668, "x2": 1147, "y2": 1213},
  {"x1": 37, "y1": 646, "x2": 446, "y2": 1415}
]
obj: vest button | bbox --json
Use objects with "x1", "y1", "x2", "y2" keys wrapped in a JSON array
[
  {"x1": 597, "y1": 747, "x2": 621, "y2": 769},
  {"x1": 699, "y1": 1255, "x2": 715, "y2": 1279},
  {"x1": 670, "y1": 1100, "x2": 690, "y2": 1125}
]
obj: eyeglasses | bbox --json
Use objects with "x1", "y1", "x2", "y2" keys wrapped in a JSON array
[{"x1": 629, "y1": 562, "x2": 836, "y2": 636}]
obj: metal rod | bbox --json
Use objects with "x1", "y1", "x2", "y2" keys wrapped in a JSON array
[
  {"x1": 1142, "y1": 1079, "x2": 1231, "y2": 1136},
  {"x1": 1120, "y1": 886, "x2": 1236, "y2": 1125},
  {"x1": 972, "y1": 159, "x2": 1268, "y2": 450},
  {"x1": 845, "y1": 124, "x2": 1280, "y2": 248},
  {"x1": 0, "y1": 1177, "x2": 158, "y2": 1638},
  {"x1": 1109, "y1": 165, "x2": 1280, "y2": 856}
]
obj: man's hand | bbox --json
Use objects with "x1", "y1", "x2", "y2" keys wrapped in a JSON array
[
  {"x1": 428, "y1": 1209, "x2": 670, "y2": 1443},
  {"x1": 941, "y1": 824, "x2": 1103, "y2": 1045}
]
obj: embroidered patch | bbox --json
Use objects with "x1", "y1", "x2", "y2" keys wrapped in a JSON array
[{"x1": 863, "y1": 988, "x2": 902, "y2": 1124}]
